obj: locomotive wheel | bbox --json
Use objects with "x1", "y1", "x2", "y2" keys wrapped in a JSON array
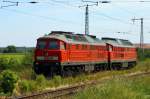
[
  {"x1": 47, "y1": 66, "x2": 58, "y2": 78},
  {"x1": 112, "y1": 65, "x2": 121, "y2": 70},
  {"x1": 33, "y1": 66, "x2": 41, "y2": 74},
  {"x1": 111, "y1": 63, "x2": 122, "y2": 70},
  {"x1": 64, "y1": 67, "x2": 74, "y2": 77},
  {"x1": 127, "y1": 62, "x2": 136, "y2": 69}
]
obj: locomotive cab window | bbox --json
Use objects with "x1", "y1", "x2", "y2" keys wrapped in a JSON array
[
  {"x1": 37, "y1": 41, "x2": 46, "y2": 49},
  {"x1": 48, "y1": 41, "x2": 59, "y2": 50}
]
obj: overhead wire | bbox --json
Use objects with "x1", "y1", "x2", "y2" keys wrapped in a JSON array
[
  {"x1": 0, "y1": 7, "x2": 79, "y2": 25},
  {"x1": 108, "y1": 3, "x2": 139, "y2": 34},
  {"x1": 1, "y1": 0, "x2": 150, "y2": 44},
  {"x1": 49, "y1": 0, "x2": 118, "y2": 32},
  {"x1": 110, "y1": 3, "x2": 138, "y2": 16},
  {"x1": 0, "y1": 0, "x2": 84, "y2": 23},
  {"x1": 0, "y1": 0, "x2": 86, "y2": 34},
  {"x1": 50, "y1": 0, "x2": 81, "y2": 7},
  {"x1": 0, "y1": 0, "x2": 147, "y2": 26},
  {"x1": 92, "y1": 12, "x2": 148, "y2": 35},
  {"x1": 92, "y1": 10, "x2": 132, "y2": 25},
  {"x1": 1, "y1": 0, "x2": 150, "y2": 33},
  {"x1": 98, "y1": 0, "x2": 150, "y2": 3},
  {"x1": 49, "y1": 0, "x2": 150, "y2": 33}
]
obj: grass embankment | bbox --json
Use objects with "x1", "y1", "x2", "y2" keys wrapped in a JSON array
[
  {"x1": 1, "y1": 53, "x2": 150, "y2": 96},
  {"x1": 14, "y1": 59, "x2": 150, "y2": 95},
  {"x1": 73, "y1": 58, "x2": 150, "y2": 99},
  {"x1": 74, "y1": 76, "x2": 150, "y2": 99}
]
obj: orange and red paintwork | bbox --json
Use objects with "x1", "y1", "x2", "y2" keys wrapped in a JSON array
[
  {"x1": 33, "y1": 31, "x2": 137, "y2": 76},
  {"x1": 34, "y1": 39, "x2": 108, "y2": 64},
  {"x1": 34, "y1": 39, "x2": 137, "y2": 65}
]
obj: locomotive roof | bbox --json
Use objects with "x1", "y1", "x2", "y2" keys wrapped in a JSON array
[
  {"x1": 102, "y1": 37, "x2": 135, "y2": 47},
  {"x1": 38, "y1": 31, "x2": 105, "y2": 45}
]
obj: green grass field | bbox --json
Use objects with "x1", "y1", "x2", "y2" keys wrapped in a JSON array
[
  {"x1": 0, "y1": 53, "x2": 25, "y2": 65},
  {"x1": 0, "y1": 53, "x2": 25, "y2": 60},
  {"x1": 74, "y1": 76, "x2": 150, "y2": 99}
]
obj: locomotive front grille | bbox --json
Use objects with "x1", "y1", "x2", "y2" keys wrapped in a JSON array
[
  {"x1": 47, "y1": 56, "x2": 58, "y2": 60},
  {"x1": 36, "y1": 56, "x2": 58, "y2": 61},
  {"x1": 37, "y1": 56, "x2": 44, "y2": 60}
]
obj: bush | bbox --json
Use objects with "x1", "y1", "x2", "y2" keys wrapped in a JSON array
[
  {"x1": 137, "y1": 48, "x2": 150, "y2": 61},
  {"x1": 0, "y1": 57, "x2": 9, "y2": 69},
  {"x1": 0, "y1": 57, "x2": 21, "y2": 70},
  {"x1": 0, "y1": 70, "x2": 19, "y2": 94}
]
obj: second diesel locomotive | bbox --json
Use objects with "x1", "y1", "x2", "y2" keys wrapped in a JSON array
[{"x1": 33, "y1": 31, "x2": 137, "y2": 76}]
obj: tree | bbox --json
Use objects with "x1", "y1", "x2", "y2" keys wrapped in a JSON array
[
  {"x1": 0, "y1": 70, "x2": 19, "y2": 94},
  {"x1": 3, "y1": 45, "x2": 17, "y2": 53}
]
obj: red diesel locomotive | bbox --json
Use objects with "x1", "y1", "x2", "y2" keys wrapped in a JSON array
[{"x1": 33, "y1": 31, "x2": 137, "y2": 76}]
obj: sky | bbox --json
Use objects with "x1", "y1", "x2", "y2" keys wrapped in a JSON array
[{"x1": 0, "y1": 0, "x2": 150, "y2": 47}]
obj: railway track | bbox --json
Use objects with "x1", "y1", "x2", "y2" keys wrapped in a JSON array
[{"x1": 7, "y1": 71, "x2": 150, "y2": 99}]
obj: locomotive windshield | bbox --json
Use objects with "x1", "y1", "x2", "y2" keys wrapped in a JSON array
[
  {"x1": 37, "y1": 39, "x2": 60, "y2": 50},
  {"x1": 48, "y1": 41, "x2": 59, "y2": 49},
  {"x1": 37, "y1": 41, "x2": 46, "y2": 49}
]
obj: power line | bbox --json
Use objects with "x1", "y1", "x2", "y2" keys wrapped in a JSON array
[
  {"x1": 1, "y1": 0, "x2": 150, "y2": 34},
  {"x1": 50, "y1": 0, "x2": 81, "y2": 7},
  {"x1": 93, "y1": 11, "x2": 132, "y2": 25},
  {"x1": 0, "y1": 0, "x2": 82, "y2": 24},
  {"x1": 92, "y1": 12, "x2": 138, "y2": 34},
  {"x1": 80, "y1": 0, "x2": 133, "y2": 35},
  {"x1": 1, "y1": 0, "x2": 149, "y2": 25},
  {"x1": 0, "y1": 8, "x2": 79, "y2": 25},
  {"x1": 49, "y1": 0, "x2": 150, "y2": 34},
  {"x1": 98, "y1": 0, "x2": 150, "y2": 3},
  {"x1": 91, "y1": 7, "x2": 150, "y2": 29},
  {"x1": 110, "y1": 3, "x2": 138, "y2": 16},
  {"x1": 79, "y1": 0, "x2": 150, "y2": 35}
]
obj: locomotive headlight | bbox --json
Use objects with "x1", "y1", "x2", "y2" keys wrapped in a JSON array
[
  {"x1": 48, "y1": 56, "x2": 58, "y2": 60},
  {"x1": 37, "y1": 56, "x2": 44, "y2": 60}
]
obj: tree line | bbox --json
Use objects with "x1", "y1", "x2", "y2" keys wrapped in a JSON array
[{"x1": 0, "y1": 45, "x2": 34, "y2": 53}]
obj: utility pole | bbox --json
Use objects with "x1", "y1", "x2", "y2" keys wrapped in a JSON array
[
  {"x1": 132, "y1": 18, "x2": 144, "y2": 53},
  {"x1": 80, "y1": 0, "x2": 98, "y2": 35},
  {"x1": 85, "y1": 5, "x2": 89, "y2": 35}
]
